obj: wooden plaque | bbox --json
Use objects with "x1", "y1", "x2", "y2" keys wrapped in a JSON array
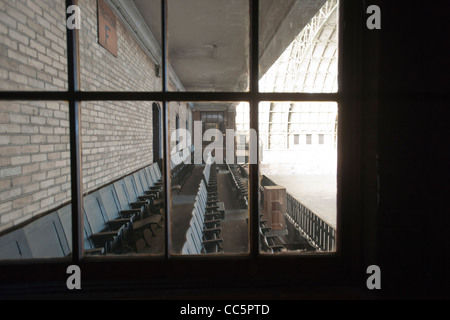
[{"x1": 98, "y1": 0, "x2": 118, "y2": 56}]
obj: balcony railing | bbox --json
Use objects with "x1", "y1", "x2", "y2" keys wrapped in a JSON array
[
  {"x1": 285, "y1": 193, "x2": 336, "y2": 251},
  {"x1": 261, "y1": 175, "x2": 336, "y2": 251}
]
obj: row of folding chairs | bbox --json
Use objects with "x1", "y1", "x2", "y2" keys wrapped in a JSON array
[
  {"x1": 202, "y1": 154, "x2": 218, "y2": 193},
  {"x1": 226, "y1": 162, "x2": 248, "y2": 209},
  {"x1": 201, "y1": 153, "x2": 225, "y2": 220},
  {"x1": 170, "y1": 150, "x2": 194, "y2": 194},
  {"x1": 182, "y1": 179, "x2": 224, "y2": 254},
  {"x1": 259, "y1": 219, "x2": 285, "y2": 253},
  {"x1": 0, "y1": 162, "x2": 165, "y2": 258},
  {"x1": 82, "y1": 163, "x2": 165, "y2": 255}
]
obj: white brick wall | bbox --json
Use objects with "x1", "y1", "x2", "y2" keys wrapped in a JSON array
[
  {"x1": 0, "y1": 100, "x2": 70, "y2": 232},
  {"x1": 0, "y1": 0, "x2": 184, "y2": 232},
  {"x1": 0, "y1": 0, "x2": 67, "y2": 91}
]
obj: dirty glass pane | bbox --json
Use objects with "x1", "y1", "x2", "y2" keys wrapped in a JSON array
[
  {"x1": 259, "y1": 0, "x2": 339, "y2": 93},
  {"x1": 0, "y1": 0, "x2": 67, "y2": 91},
  {"x1": 259, "y1": 101, "x2": 337, "y2": 254},
  {"x1": 170, "y1": 102, "x2": 250, "y2": 255},
  {"x1": 81, "y1": 101, "x2": 165, "y2": 257},
  {"x1": 78, "y1": 0, "x2": 162, "y2": 91},
  {"x1": 0, "y1": 101, "x2": 71, "y2": 260},
  {"x1": 168, "y1": 0, "x2": 250, "y2": 92}
]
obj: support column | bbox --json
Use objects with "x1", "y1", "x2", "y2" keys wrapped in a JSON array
[{"x1": 263, "y1": 186, "x2": 288, "y2": 236}]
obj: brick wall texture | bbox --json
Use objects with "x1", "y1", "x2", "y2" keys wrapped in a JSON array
[{"x1": 0, "y1": 0, "x2": 191, "y2": 232}]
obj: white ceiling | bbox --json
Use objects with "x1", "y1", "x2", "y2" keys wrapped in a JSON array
[
  {"x1": 131, "y1": 0, "x2": 327, "y2": 92},
  {"x1": 127, "y1": 0, "x2": 332, "y2": 112},
  {"x1": 132, "y1": 0, "x2": 249, "y2": 92}
]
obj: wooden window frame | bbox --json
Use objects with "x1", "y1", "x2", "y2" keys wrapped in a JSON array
[{"x1": 0, "y1": 0, "x2": 377, "y2": 298}]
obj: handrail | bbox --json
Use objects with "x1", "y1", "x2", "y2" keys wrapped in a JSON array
[
  {"x1": 285, "y1": 193, "x2": 335, "y2": 251},
  {"x1": 261, "y1": 175, "x2": 336, "y2": 251}
]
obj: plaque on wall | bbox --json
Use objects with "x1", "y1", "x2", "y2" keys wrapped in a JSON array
[{"x1": 97, "y1": 0, "x2": 118, "y2": 57}]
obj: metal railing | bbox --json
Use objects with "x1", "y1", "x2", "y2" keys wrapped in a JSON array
[
  {"x1": 261, "y1": 175, "x2": 336, "y2": 251},
  {"x1": 285, "y1": 193, "x2": 336, "y2": 251}
]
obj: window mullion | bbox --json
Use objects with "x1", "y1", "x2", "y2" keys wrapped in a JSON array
[
  {"x1": 161, "y1": 0, "x2": 172, "y2": 259},
  {"x1": 249, "y1": 0, "x2": 260, "y2": 257},
  {"x1": 66, "y1": 0, "x2": 83, "y2": 263}
]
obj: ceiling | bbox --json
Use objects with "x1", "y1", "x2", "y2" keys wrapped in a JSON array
[
  {"x1": 133, "y1": 0, "x2": 249, "y2": 92},
  {"x1": 260, "y1": 0, "x2": 338, "y2": 93},
  {"x1": 130, "y1": 0, "x2": 328, "y2": 110}
]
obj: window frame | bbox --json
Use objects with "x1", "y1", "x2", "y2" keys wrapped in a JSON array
[{"x1": 0, "y1": 0, "x2": 372, "y2": 296}]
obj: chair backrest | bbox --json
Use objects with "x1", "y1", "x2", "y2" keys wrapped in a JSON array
[
  {"x1": 113, "y1": 179, "x2": 133, "y2": 210},
  {"x1": 146, "y1": 164, "x2": 155, "y2": 180},
  {"x1": 197, "y1": 181, "x2": 207, "y2": 209},
  {"x1": 171, "y1": 153, "x2": 181, "y2": 171},
  {"x1": 98, "y1": 185, "x2": 122, "y2": 221},
  {"x1": 56, "y1": 204, "x2": 72, "y2": 249},
  {"x1": 148, "y1": 164, "x2": 162, "y2": 185},
  {"x1": 202, "y1": 163, "x2": 210, "y2": 185},
  {"x1": 186, "y1": 227, "x2": 202, "y2": 254},
  {"x1": 152, "y1": 163, "x2": 162, "y2": 180},
  {"x1": 137, "y1": 169, "x2": 151, "y2": 190},
  {"x1": 192, "y1": 210, "x2": 205, "y2": 232},
  {"x1": 83, "y1": 192, "x2": 108, "y2": 234},
  {"x1": 123, "y1": 175, "x2": 140, "y2": 203},
  {"x1": 84, "y1": 224, "x2": 95, "y2": 250},
  {"x1": 181, "y1": 239, "x2": 192, "y2": 254},
  {"x1": 144, "y1": 166, "x2": 158, "y2": 187},
  {"x1": 205, "y1": 152, "x2": 213, "y2": 166},
  {"x1": 182, "y1": 228, "x2": 193, "y2": 254},
  {"x1": 190, "y1": 218, "x2": 204, "y2": 246},
  {"x1": 195, "y1": 189, "x2": 206, "y2": 212},
  {"x1": 132, "y1": 172, "x2": 146, "y2": 197},
  {"x1": 193, "y1": 203, "x2": 205, "y2": 225}
]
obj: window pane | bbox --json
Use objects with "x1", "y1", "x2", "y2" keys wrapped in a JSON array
[
  {"x1": 259, "y1": 0, "x2": 338, "y2": 93},
  {"x1": 259, "y1": 101, "x2": 337, "y2": 254},
  {"x1": 171, "y1": 102, "x2": 250, "y2": 255},
  {"x1": 168, "y1": 0, "x2": 250, "y2": 92},
  {"x1": 319, "y1": 133, "x2": 324, "y2": 144},
  {"x1": 0, "y1": 101, "x2": 71, "y2": 260},
  {"x1": 0, "y1": 0, "x2": 67, "y2": 91},
  {"x1": 81, "y1": 101, "x2": 165, "y2": 257},
  {"x1": 78, "y1": 0, "x2": 162, "y2": 91}
]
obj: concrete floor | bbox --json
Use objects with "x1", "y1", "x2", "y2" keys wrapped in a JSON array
[
  {"x1": 143, "y1": 165, "x2": 249, "y2": 255},
  {"x1": 131, "y1": 169, "x2": 335, "y2": 255},
  {"x1": 215, "y1": 166, "x2": 249, "y2": 254}
]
